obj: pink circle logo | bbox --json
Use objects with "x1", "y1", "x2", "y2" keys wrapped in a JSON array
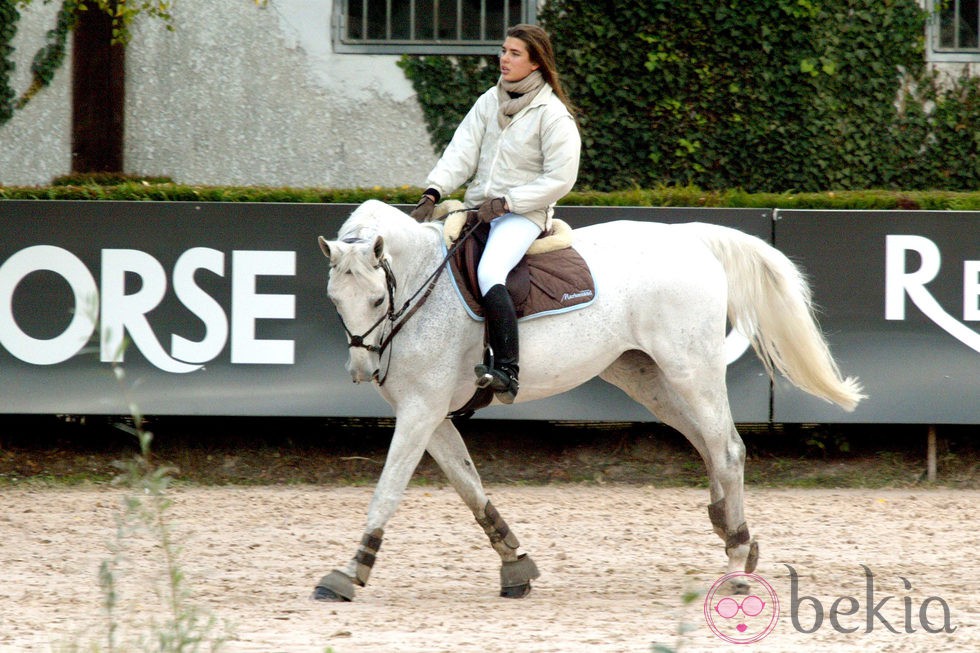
[{"x1": 703, "y1": 572, "x2": 780, "y2": 644}]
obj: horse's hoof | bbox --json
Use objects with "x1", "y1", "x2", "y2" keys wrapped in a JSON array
[
  {"x1": 499, "y1": 553, "x2": 539, "y2": 598},
  {"x1": 311, "y1": 585, "x2": 350, "y2": 602},
  {"x1": 500, "y1": 582, "x2": 532, "y2": 599},
  {"x1": 313, "y1": 570, "x2": 356, "y2": 602},
  {"x1": 729, "y1": 578, "x2": 751, "y2": 595}
]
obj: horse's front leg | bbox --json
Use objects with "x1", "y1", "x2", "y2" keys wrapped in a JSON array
[
  {"x1": 312, "y1": 403, "x2": 444, "y2": 602},
  {"x1": 425, "y1": 420, "x2": 539, "y2": 598}
]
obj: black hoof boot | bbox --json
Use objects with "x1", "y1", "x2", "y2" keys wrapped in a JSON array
[
  {"x1": 500, "y1": 582, "x2": 532, "y2": 598},
  {"x1": 312, "y1": 570, "x2": 356, "y2": 602},
  {"x1": 311, "y1": 585, "x2": 350, "y2": 602},
  {"x1": 499, "y1": 553, "x2": 539, "y2": 598}
]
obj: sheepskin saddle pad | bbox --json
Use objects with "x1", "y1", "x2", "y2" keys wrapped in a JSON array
[{"x1": 436, "y1": 201, "x2": 596, "y2": 320}]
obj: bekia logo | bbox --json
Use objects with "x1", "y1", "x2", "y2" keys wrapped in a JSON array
[
  {"x1": 785, "y1": 564, "x2": 956, "y2": 635},
  {"x1": 703, "y1": 572, "x2": 780, "y2": 644},
  {"x1": 704, "y1": 566, "x2": 956, "y2": 644}
]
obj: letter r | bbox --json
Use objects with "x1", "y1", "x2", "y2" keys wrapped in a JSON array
[{"x1": 885, "y1": 235, "x2": 940, "y2": 321}]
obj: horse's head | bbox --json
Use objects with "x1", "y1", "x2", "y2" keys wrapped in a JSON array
[{"x1": 317, "y1": 232, "x2": 392, "y2": 384}]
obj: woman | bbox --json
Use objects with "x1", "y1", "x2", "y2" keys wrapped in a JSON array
[{"x1": 410, "y1": 24, "x2": 581, "y2": 404}]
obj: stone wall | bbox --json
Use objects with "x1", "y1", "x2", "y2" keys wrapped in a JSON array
[{"x1": 1, "y1": 0, "x2": 437, "y2": 187}]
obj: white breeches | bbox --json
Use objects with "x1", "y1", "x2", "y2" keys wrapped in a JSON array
[{"x1": 477, "y1": 212, "x2": 542, "y2": 296}]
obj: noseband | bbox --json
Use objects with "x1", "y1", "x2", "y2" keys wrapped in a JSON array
[{"x1": 335, "y1": 214, "x2": 479, "y2": 385}]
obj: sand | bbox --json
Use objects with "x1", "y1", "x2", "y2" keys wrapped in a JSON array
[{"x1": 1, "y1": 484, "x2": 976, "y2": 652}]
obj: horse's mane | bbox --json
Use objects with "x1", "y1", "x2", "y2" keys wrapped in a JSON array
[
  {"x1": 337, "y1": 200, "x2": 386, "y2": 239},
  {"x1": 339, "y1": 199, "x2": 441, "y2": 248}
]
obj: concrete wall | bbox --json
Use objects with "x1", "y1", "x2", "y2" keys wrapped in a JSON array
[
  {"x1": 1, "y1": 0, "x2": 437, "y2": 188},
  {"x1": 0, "y1": 1, "x2": 73, "y2": 186}
]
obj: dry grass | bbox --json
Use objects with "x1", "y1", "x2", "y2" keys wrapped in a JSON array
[{"x1": 0, "y1": 416, "x2": 976, "y2": 489}]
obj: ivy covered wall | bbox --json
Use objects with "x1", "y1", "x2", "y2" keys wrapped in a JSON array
[
  {"x1": 400, "y1": 0, "x2": 980, "y2": 193},
  {"x1": 4, "y1": 1, "x2": 978, "y2": 191}
]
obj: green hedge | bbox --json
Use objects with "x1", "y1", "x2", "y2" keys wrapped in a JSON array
[
  {"x1": 3, "y1": 182, "x2": 980, "y2": 210},
  {"x1": 400, "y1": 0, "x2": 980, "y2": 194}
]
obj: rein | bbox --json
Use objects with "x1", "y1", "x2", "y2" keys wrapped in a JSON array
[{"x1": 340, "y1": 210, "x2": 481, "y2": 386}]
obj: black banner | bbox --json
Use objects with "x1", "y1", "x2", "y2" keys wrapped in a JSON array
[
  {"x1": 0, "y1": 201, "x2": 975, "y2": 423},
  {"x1": 773, "y1": 210, "x2": 980, "y2": 423}
]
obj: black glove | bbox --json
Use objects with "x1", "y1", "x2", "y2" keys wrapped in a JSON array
[{"x1": 477, "y1": 197, "x2": 508, "y2": 223}]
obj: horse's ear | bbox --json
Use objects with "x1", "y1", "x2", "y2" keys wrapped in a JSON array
[
  {"x1": 372, "y1": 235, "x2": 385, "y2": 262},
  {"x1": 318, "y1": 236, "x2": 332, "y2": 260}
]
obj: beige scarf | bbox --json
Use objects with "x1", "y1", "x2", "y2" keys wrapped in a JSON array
[{"x1": 496, "y1": 70, "x2": 545, "y2": 129}]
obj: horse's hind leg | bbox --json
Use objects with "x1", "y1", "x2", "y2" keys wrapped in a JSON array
[
  {"x1": 601, "y1": 351, "x2": 758, "y2": 591},
  {"x1": 426, "y1": 420, "x2": 539, "y2": 598}
]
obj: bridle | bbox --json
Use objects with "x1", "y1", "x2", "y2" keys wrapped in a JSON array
[
  {"x1": 336, "y1": 210, "x2": 480, "y2": 386},
  {"x1": 338, "y1": 254, "x2": 397, "y2": 357}
]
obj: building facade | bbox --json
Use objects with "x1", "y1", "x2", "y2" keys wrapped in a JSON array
[{"x1": 1, "y1": 0, "x2": 977, "y2": 187}]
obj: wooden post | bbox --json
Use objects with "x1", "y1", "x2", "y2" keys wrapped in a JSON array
[
  {"x1": 72, "y1": 4, "x2": 125, "y2": 174},
  {"x1": 927, "y1": 425, "x2": 937, "y2": 483}
]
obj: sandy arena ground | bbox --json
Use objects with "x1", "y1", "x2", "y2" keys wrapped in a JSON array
[{"x1": 0, "y1": 484, "x2": 977, "y2": 652}]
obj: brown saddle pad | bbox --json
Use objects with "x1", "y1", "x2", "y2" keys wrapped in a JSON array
[{"x1": 447, "y1": 213, "x2": 596, "y2": 319}]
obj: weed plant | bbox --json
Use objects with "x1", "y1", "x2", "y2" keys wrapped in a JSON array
[
  {"x1": 651, "y1": 587, "x2": 704, "y2": 652},
  {"x1": 65, "y1": 360, "x2": 229, "y2": 652}
]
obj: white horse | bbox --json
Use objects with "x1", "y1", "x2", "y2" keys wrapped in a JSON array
[{"x1": 314, "y1": 199, "x2": 864, "y2": 600}]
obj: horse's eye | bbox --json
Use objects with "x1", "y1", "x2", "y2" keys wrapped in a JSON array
[{"x1": 373, "y1": 296, "x2": 384, "y2": 308}]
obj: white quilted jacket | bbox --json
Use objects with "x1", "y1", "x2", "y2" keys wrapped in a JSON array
[{"x1": 423, "y1": 82, "x2": 581, "y2": 231}]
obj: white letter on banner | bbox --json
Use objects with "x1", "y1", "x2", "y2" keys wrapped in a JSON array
[
  {"x1": 101, "y1": 249, "x2": 201, "y2": 373},
  {"x1": 0, "y1": 245, "x2": 98, "y2": 364},
  {"x1": 230, "y1": 251, "x2": 295, "y2": 364},
  {"x1": 171, "y1": 247, "x2": 228, "y2": 363},
  {"x1": 885, "y1": 235, "x2": 980, "y2": 353},
  {"x1": 885, "y1": 235, "x2": 940, "y2": 321},
  {"x1": 965, "y1": 261, "x2": 980, "y2": 322}
]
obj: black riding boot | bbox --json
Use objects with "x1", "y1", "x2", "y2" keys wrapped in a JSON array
[{"x1": 474, "y1": 284, "x2": 519, "y2": 404}]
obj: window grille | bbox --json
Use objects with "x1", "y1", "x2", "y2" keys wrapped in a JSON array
[{"x1": 333, "y1": 1, "x2": 536, "y2": 54}]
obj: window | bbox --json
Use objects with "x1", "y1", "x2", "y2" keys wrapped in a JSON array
[
  {"x1": 333, "y1": 1, "x2": 537, "y2": 54},
  {"x1": 928, "y1": 0, "x2": 980, "y2": 62}
]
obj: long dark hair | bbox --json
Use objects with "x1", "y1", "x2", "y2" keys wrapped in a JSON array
[{"x1": 506, "y1": 24, "x2": 576, "y2": 116}]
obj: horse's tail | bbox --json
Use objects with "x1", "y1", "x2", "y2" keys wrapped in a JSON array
[{"x1": 691, "y1": 223, "x2": 866, "y2": 411}]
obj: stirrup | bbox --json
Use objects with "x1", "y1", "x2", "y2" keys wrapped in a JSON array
[{"x1": 474, "y1": 365, "x2": 518, "y2": 404}]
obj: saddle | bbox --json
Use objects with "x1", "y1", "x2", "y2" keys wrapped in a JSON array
[{"x1": 441, "y1": 207, "x2": 596, "y2": 320}]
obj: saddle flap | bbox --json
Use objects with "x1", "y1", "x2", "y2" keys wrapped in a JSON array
[{"x1": 449, "y1": 212, "x2": 595, "y2": 320}]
